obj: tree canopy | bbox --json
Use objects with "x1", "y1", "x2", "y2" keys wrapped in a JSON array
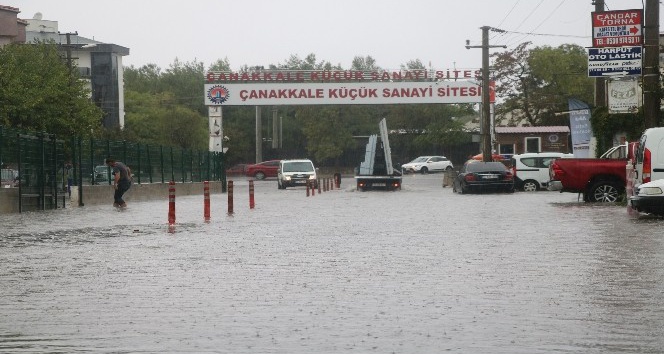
[
  {"x1": 492, "y1": 42, "x2": 594, "y2": 126},
  {"x1": 0, "y1": 41, "x2": 103, "y2": 136}
]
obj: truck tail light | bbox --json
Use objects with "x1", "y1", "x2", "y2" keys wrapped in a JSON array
[
  {"x1": 643, "y1": 148, "x2": 652, "y2": 183},
  {"x1": 550, "y1": 162, "x2": 564, "y2": 179}
]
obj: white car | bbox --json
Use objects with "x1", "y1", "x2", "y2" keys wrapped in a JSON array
[
  {"x1": 401, "y1": 156, "x2": 453, "y2": 174},
  {"x1": 277, "y1": 159, "x2": 318, "y2": 189},
  {"x1": 510, "y1": 152, "x2": 573, "y2": 191}
]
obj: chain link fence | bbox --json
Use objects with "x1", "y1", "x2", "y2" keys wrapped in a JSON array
[{"x1": 1, "y1": 126, "x2": 225, "y2": 212}]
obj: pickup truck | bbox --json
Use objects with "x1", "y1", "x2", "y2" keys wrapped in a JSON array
[{"x1": 548, "y1": 144, "x2": 633, "y2": 202}]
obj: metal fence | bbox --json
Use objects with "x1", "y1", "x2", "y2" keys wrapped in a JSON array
[{"x1": 1, "y1": 126, "x2": 225, "y2": 212}]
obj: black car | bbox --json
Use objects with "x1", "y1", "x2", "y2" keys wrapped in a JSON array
[{"x1": 453, "y1": 161, "x2": 514, "y2": 194}]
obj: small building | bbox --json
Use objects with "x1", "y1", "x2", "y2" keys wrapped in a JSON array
[{"x1": 495, "y1": 126, "x2": 571, "y2": 156}]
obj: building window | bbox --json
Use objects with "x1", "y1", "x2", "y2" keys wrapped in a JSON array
[
  {"x1": 525, "y1": 137, "x2": 541, "y2": 153},
  {"x1": 499, "y1": 144, "x2": 515, "y2": 156}
]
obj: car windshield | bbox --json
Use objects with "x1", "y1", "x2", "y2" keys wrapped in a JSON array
[
  {"x1": 466, "y1": 162, "x2": 506, "y2": 173},
  {"x1": 282, "y1": 162, "x2": 314, "y2": 172},
  {"x1": 410, "y1": 157, "x2": 429, "y2": 163}
]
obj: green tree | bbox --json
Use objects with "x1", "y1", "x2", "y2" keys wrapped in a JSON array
[
  {"x1": 492, "y1": 42, "x2": 593, "y2": 126},
  {"x1": 0, "y1": 41, "x2": 103, "y2": 136},
  {"x1": 123, "y1": 59, "x2": 209, "y2": 150}
]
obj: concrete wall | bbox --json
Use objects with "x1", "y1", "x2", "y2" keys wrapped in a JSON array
[{"x1": 0, "y1": 181, "x2": 224, "y2": 214}]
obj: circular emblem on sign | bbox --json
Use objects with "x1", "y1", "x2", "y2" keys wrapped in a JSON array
[
  {"x1": 548, "y1": 134, "x2": 559, "y2": 143},
  {"x1": 207, "y1": 85, "x2": 230, "y2": 104}
]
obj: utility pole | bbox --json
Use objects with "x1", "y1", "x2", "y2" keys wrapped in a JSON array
[
  {"x1": 255, "y1": 106, "x2": 262, "y2": 163},
  {"x1": 643, "y1": 0, "x2": 660, "y2": 128},
  {"x1": 593, "y1": 0, "x2": 607, "y2": 108},
  {"x1": 467, "y1": 26, "x2": 506, "y2": 162}
]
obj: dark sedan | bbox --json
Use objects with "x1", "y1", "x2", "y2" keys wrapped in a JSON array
[{"x1": 453, "y1": 161, "x2": 515, "y2": 194}]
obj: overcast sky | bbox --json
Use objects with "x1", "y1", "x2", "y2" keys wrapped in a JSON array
[{"x1": 12, "y1": 0, "x2": 659, "y2": 71}]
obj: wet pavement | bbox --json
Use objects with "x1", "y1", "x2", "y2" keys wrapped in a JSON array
[{"x1": 1, "y1": 174, "x2": 663, "y2": 353}]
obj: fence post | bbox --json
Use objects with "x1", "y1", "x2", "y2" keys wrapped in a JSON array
[{"x1": 160, "y1": 145, "x2": 165, "y2": 184}]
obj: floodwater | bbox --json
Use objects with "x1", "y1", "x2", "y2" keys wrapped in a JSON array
[{"x1": 1, "y1": 175, "x2": 663, "y2": 353}]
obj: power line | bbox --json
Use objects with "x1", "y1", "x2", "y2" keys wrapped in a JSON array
[
  {"x1": 492, "y1": 0, "x2": 521, "y2": 38},
  {"x1": 500, "y1": 29, "x2": 589, "y2": 39},
  {"x1": 511, "y1": 0, "x2": 546, "y2": 32}
]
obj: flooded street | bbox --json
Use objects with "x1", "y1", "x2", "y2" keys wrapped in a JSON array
[{"x1": 1, "y1": 174, "x2": 663, "y2": 353}]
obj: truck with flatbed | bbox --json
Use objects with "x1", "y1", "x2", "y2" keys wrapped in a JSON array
[
  {"x1": 548, "y1": 143, "x2": 634, "y2": 202},
  {"x1": 355, "y1": 118, "x2": 402, "y2": 191}
]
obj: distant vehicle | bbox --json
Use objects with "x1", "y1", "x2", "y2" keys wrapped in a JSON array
[
  {"x1": 629, "y1": 178, "x2": 664, "y2": 216},
  {"x1": 92, "y1": 165, "x2": 111, "y2": 185},
  {"x1": 354, "y1": 119, "x2": 402, "y2": 191},
  {"x1": 1, "y1": 168, "x2": 19, "y2": 188},
  {"x1": 246, "y1": 160, "x2": 280, "y2": 180},
  {"x1": 401, "y1": 156, "x2": 453, "y2": 174},
  {"x1": 510, "y1": 152, "x2": 573, "y2": 192},
  {"x1": 453, "y1": 161, "x2": 515, "y2": 194},
  {"x1": 226, "y1": 163, "x2": 249, "y2": 177},
  {"x1": 277, "y1": 159, "x2": 317, "y2": 189}
]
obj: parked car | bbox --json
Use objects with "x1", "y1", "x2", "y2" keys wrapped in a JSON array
[
  {"x1": 453, "y1": 161, "x2": 514, "y2": 194},
  {"x1": 277, "y1": 159, "x2": 317, "y2": 189},
  {"x1": 245, "y1": 160, "x2": 280, "y2": 180},
  {"x1": 401, "y1": 156, "x2": 453, "y2": 174},
  {"x1": 629, "y1": 178, "x2": 664, "y2": 216},
  {"x1": 1, "y1": 168, "x2": 19, "y2": 188},
  {"x1": 92, "y1": 165, "x2": 111, "y2": 185},
  {"x1": 226, "y1": 163, "x2": 249, "y2": 177},
  {"x1": 510, "y1": 152, "x2": 573, "y2": 191}
]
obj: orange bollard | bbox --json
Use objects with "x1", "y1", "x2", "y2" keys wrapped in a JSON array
[
  {"x1": 168, "y1": 181, "x2": 176, "y2": 225},
  {"x1": 228, "y1": 180, "x2": 234, "y2": 214},
  {"x1": 203, "y1": 181, "x2": 210, "y2": 221},
  {"x1": 329, "y1": 177, "x2": 333, "y2": 190},
  {"x1": 249, "y1": 180, "x2": 255, "y2": 209},
  {"x1": 311, "y1": 180, "x2": 316, "y2": 196},
  {"x1": 306, "y1": 181, "x2": 310, "y2": 197}
]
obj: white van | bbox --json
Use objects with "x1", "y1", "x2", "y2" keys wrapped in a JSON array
[
  {"x1": 277, "y1": 159, "x2": 318, "y2": 189},
  {"x1": 510, "y1": 152, "x2": 573, "y2": 191},
  {"x1": 633, "y1": 127, "x2": 664, "y2": 188}
]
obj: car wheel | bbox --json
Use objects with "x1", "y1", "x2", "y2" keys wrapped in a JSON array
[
  {"x1": 421, "y1": 167, "x2": 428, "y2": 174},
  {"x1": 445, "y1": 166, "x2": 453, "y2": 172},
  {"x1": 588, "y1": 180, "x2": 622, "y2": 202},
  {"x1": 255, "y1": 171, "x2": 266, "y2": 180},
  {"x1": 522, "y1": 180, "x2": 539, "y2": 192}
]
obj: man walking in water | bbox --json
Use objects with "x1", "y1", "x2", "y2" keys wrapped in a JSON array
[{"x1": 105, "y1": 157, "x2": 132, "y2": 208}]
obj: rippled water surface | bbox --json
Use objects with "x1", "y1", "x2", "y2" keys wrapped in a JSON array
[{"x1": 1, "y1": 175, "x2": 663, "y2": 353}]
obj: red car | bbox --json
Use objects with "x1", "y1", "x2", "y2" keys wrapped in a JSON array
[
  {"x1": 245, "y1": 160, "x2": 280, "y2": 180},
  {"x1": 226, "y1": 163, "x2": 248, "y2": 177}
]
